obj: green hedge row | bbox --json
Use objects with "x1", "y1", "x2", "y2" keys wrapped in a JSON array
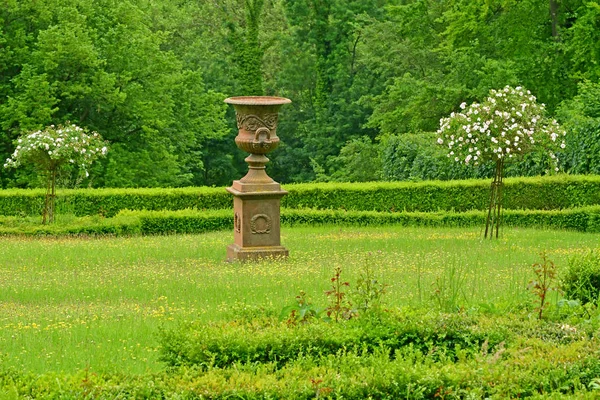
[
  {"x1": 1, "y1": 175, "x2": 600, "y2": 217},
  {"x1": 0, "y1": 214, "x2": 141, "y2": 236},
  {"x1": 284, "y1": 207, "x2": 600, "y2": 232},
  {"x1": 2, "y1": 206, "x2": 599, "y2": 236},
  {"x1": 159, "y1": 312, "x2": 504, "y2": 369},
  {"x1": 284, "y1": 174, "x2": 600, "y2": 212},
  {"x1": 0, "y1": 186, "x2": 229, "y2": 217},
  {"x1": 135, "y1": 209, "x2": 231, "y2": 235},
  {"x1": 139, "y1": 206, "x2": 600, "y2": 234}
]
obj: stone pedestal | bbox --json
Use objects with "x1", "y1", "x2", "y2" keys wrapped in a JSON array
[
  {"x1": 226, "y1": 183, "x2": 288, "y2": 261},
  {"x1": 224, "y1": 96, "x2": 291, "y2": 262}
]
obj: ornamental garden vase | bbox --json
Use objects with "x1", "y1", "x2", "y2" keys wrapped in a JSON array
[{"x1": 224, "y1": 96, "x2": 291, "y2": 262}]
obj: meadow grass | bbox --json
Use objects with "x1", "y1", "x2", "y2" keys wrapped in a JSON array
[{"x1": 0, "y1": 225, "x2": 598, "y2": 375}]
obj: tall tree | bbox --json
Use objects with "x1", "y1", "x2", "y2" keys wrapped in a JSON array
[
  {"x1": 0, "y1": 0, "x2": 230, "y2": 188},
  {"x1": 239, "y1": 0, "x2": 266, "y2": 95},
  {"x1": 269, "y1": 0, "x2": 389, "y2": 182}
]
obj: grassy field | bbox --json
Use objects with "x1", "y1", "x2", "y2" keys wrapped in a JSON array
[{"x1": 0, "y1": 225, "x2": 599, "y2": 376}]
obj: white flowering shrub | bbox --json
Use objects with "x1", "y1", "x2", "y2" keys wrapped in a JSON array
[
  {"x1": 3, "y1": 123, "x2": 108, "y2": 223},
  {"x1": 4, "y1": 124, "x2": 108, "y2": 177},
  {"x1": 436, "y1": 86, "x2": 566, "y2": 171}
]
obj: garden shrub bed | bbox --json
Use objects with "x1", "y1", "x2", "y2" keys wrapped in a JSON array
[
  {"x1": 158, "y1": 312, "x2": 508, "y2": 369},
  {"x1": 2, "y1": 206, "x2": 599, "y2": 236},
  {"x1": 2, "y1": 311, "x2": 600, "y2": 399},
  {"x1": 1, "y1": 175, "x2": 600, "y2": 217}
]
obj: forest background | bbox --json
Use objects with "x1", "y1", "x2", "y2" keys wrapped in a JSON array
[{"x1": 1, "y1": 0, "x2": 599, "y2": 189}]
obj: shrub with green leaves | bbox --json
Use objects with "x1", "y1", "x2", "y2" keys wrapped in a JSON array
[
  {"x1": 2, "y1": 206, "x2": 600, "y2": 237},
  {"x1": 562, "y1": 250, "x2": 600, "y2": 306},
  {"x1": 158, "y1": 311, "x2": 505, "y2": 369},
  {"x1": 558, "y1": 81, "x2": 600, "y2": 175}
]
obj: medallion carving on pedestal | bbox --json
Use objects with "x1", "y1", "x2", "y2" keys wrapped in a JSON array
[{"x1": 250, "y1": 214, "x2": 272, "y2": 234}]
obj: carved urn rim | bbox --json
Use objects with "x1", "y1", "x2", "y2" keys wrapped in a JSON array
[{"x1": 224, "y1": 96, "x2": 291, "y2": 106}]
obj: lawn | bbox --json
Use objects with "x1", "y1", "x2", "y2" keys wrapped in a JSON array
[{"x1": 1, "y1": 225, "x2": 598, "y2": 376}]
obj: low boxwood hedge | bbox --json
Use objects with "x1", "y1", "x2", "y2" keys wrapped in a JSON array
[
  {"x1": 2, "y1": 206, "x2": 599, "y2": 237},
  {"x1": 158, "y1": 312, "x2": 507, "y2": 369}
]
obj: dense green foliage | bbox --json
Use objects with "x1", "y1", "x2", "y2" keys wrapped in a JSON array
[
  {"x1": 283, "y1": 175, "x2": 600, "y2": 212},
  {"x1": 2, "y1": 0, "x2": 600, "y2": 188},
  {"x1": 379, "y1": 132, "x2": 567, "y2": 181},
  {"x1": 0, "y1": 0, "x2": 230, "y2": 188},
  {"x1": 563, "y1": 250, "x2": 600, "y2": 305},
  {"x1": 158, "y1": 310, "x2": 600, "y2": 373}
]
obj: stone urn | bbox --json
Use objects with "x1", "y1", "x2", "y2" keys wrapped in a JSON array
[{"x1": 224, "y1": 96, "x2": 291, "y2": 262}]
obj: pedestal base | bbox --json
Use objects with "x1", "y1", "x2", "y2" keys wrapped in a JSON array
[
  {"x1": 226, "y1": 181, "x2": 288, "y2": 262},
  {"x1": 227, "y1": 243, "x2": 289, "y2": 262}
]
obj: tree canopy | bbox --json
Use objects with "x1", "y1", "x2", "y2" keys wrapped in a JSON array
[{"x1": 1, "y1": 0, "x2": 599, "y2": 188}]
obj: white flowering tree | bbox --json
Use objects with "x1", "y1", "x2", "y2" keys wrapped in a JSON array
[
  {"x1": 436, "y1": 86, "x2": 566, "y2": 238},
  {"x1": 4, "y1": 124, "x2": 108, "y2": 224}
]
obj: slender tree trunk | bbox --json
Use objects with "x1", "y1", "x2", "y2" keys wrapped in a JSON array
[
  {"x1": 549, "y1": 0, "x2": 560, "y2": 41},
  {"x1": 50, "y1": 167, "x2": 56, "y2": 223},
  {"x1": 42, "y1": 166, "x2": 57, "y2": 224},
  {"x1": 242, "y1": 0, "x2": 265, "y2": 95},
  {"x1": 310, "y1": 0, "x2": 333, "y2": 113},
  {"x1": 485, "y1": 159, "x2": 504, "y2": 239},
  {"x1": 42, "y1": 172, "x2": 50, "y2": 225}
]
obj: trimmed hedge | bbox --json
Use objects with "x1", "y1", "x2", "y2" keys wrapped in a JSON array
[
  {"x1": 158, "y1": 312, "x2": 506, "y2": 369},
  {"x1": 0, "y1": 186, "x2": 229, "y2": 217},
  {"x1": 0, "y1": 214, "x2": 141, "y2": 236},
  {"x1": 134, "y1": 209, "x2": 231, "y2": 235},
  {"x1": 2, "y1": 175, "x2": 600, "y2": 217},
  {"x1": 284, "y1": 174, "x2": 600, "y2": 212},
  {"x1": 140, "y1": 207, "x2": 600, "y2": 234},
  {"x1": 2, "y1": 206, "x2": 600, "y2": 237},
  {"x1": 159, "y1": 311, "x2": 600, "y2": 371}
]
